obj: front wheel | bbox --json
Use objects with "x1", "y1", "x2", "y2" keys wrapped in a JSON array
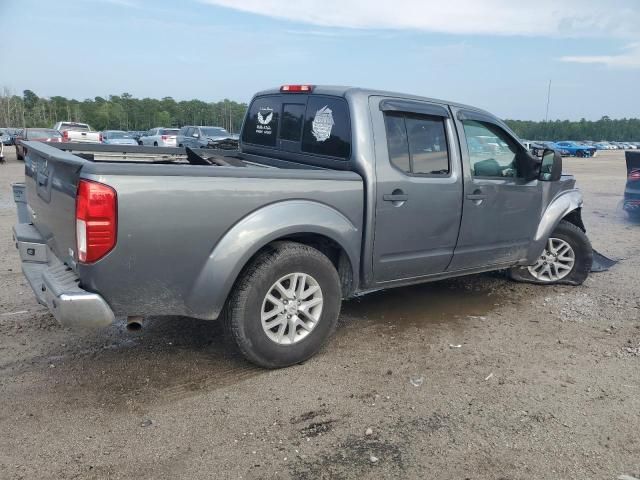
[
  {"x1": 224, "y1": 241, "x2": 342, "y2": 368},
  {"x1": 509, "y1": 220, "x2": 593, "y2": 286}
]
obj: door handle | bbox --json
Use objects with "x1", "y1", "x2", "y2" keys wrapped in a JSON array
[
  {"x1": 466, "y1": 193, "x2": 487, "y2": 200},
  {"x1": 383, "y1": 193, "x2": 408, "y2": 202}
]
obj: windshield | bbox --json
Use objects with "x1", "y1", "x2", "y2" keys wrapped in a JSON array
[
  {"x1": 27, "y1": 129, "x2": 62, "y2": 139},
  {"x1": 201, "y1": 127, "x2": 229, "y2": 137},
  {"x1": 105, "y1": 131, "x2": 132, "y2": 139}
]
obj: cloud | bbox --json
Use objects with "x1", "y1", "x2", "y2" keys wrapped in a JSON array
[
  {"x1": 560, "y1": 43, "x2": 640, "y2": 68},
  {"x1": 199, "y1": 0, "x2": 639, "y2": 38}
]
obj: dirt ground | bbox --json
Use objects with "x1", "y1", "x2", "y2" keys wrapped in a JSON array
[{"x1": 0, "y1": 146, "x2": 638, "y2": 480}]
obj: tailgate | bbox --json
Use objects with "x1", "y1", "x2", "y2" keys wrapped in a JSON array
[
  {"x1": 69, "y1": 131, "x2": 100, "y2": 143},
  {"x1": 22, "y1": 141, "x2": 86, "y2": 269}
]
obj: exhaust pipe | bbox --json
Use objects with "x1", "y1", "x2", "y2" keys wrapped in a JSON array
[{"x1": 126, "y1": 316, "x2": 144, "y2": 331}]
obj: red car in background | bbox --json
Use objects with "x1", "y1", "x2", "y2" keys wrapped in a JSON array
[{"x1": 15, "y1": 128, "x2": 65, "y2": 160}]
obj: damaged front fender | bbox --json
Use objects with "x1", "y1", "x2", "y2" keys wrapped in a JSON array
[{"x1": 525, "y1": 189, "x2": 584, "y2": 264}]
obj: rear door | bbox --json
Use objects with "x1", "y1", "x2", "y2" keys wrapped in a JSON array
[
  {"x1": 448, "y1": 108, "x2": 542, "y2": 271},
  {"x1": 371, "y1": 97, "x2": 463, "y2": 283}
]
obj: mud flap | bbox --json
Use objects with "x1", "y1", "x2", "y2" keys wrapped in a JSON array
[{"x1": 591, "y1": 249, "x2": 618, "y2": 273}]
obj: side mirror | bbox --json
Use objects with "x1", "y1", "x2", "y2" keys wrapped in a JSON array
[{"x1": 540, "y1": 148, "x2": 562, "y2": 181}]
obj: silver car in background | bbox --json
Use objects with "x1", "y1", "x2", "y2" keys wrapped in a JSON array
[
  {"x1": 138, "y1": 127, "x2": 180, "y2": 147},
  {"x1": 101, "y1": 130, "x2": 138, "y2": 146}
]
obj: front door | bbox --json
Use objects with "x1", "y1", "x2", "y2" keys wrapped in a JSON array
[
  {"x1": 371, "y1": 97, "x2": 463, "y2": 283},
  {"x1": 448, "y1": 109, "x2": 542, "y2": 271}
]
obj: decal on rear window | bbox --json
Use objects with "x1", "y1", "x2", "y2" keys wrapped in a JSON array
[
  {"x1": 256, "y1": 107, "x2": 274, "y2": 136},
  {"x1": 311, "y1": 106, "x2": 334, "y2": 142}
]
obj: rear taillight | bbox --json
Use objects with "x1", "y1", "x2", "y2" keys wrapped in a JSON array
[
  {"x1": 629, "y1": 169, "x2": 640, "y2": 180},
  {"x1": 280, "y1": 84, "x2": 314, "y2": 93},
  {"x1": 161, "y1": 135, "x2": 168, "y2": 140},
  {"x1": 76, "y1": 180, "x2": 117, "y2": 263},
  {"x1": 62, "y1": 130, "x2": 69, "y2": 142},
  {"x1": 99, "y1": 133, "x2": 103, "y2": 142}
]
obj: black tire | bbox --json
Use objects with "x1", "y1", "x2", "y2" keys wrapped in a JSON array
[
  {"x1": 153, "y1": 141, "x2": 158, "y2": 147},
  {"x1": 16, "y1": 147, "x2": 24, "y2": 161},
  {"x1": 509, "y1": 220, "x2": 593, "y2": 286},
  {"x1": 138, "y1": 141, "x2": 143, "y2": 146},
  {"x1": 223, "y1": 241, "x2": 342, "y2": 368}
]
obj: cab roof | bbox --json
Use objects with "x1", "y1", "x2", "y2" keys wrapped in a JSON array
[{"x1": 253, "y1": 85, "x2": 496, "y2": 119}]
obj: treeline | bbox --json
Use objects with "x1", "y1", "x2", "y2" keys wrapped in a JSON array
[
  {"x1": 505, "y1": 117, "x2": 640, "y2": 142},
  {"x1": 0, "y1": 88, "x2": 248, "y2": 133},
  {"x1": 2, "y1": 88, "x2": 639, "y2": 141}
]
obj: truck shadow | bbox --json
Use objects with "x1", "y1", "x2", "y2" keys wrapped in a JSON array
[{"x1": 6, "y1": 273, "x2": 512, "y2": 412}]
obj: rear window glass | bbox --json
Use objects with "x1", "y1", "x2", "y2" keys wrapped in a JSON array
[
  {"x1": 242, "y1": 97, "x2": 279, "y2": 147},
  {"x1": 28, "y1": 129, "x2": 62, "y2": 139},
  {"x1": 301, "y1": 96, "x2": 351, "y2": 159},
  {"x1": 60, "y1": 123, "x2": 89, "y2": 132},
  {"x1": 160, "y1": 129, "x2": 179, "y2": 135},
  {"x1": 280, "y1": 103, "x2": 305, "y2": 142}
]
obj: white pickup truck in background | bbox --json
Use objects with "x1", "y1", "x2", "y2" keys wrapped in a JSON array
[{"x1": 53, "y1": 121, "x2": 101, "y2": 143}]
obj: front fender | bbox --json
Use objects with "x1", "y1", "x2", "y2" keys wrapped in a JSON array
[
  {"x1": 525, "y1": 189, "x2": 583, "y2": 264},
  {"x1": 186, "y1": 200, "x2": 361, "y2": 320}
]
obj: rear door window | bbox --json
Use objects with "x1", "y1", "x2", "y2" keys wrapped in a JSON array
[
  {"x1": 301, "y1": 96, "x2": 351, "y2": 159},
  {"x1": 384, "y1": 112, "x2": 450, "y2": 175}
]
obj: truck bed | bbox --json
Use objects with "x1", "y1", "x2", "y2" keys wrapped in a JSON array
[{"x1": 20, "y1": 141, "x2": 364, "y2": 319}]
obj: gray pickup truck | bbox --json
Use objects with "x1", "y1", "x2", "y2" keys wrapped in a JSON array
[{"x1": 12, "y1": 85, "x2": 593, "y2": 368}]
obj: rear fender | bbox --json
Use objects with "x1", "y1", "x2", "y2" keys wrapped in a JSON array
[
  {"x1": 525, "y1": 189, "x2": 584, "y2": 264},
  {"x1": 186, "y1": 200, "x2": 361, "y2": 320}
]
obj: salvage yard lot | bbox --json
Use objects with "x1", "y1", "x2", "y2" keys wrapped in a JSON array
[{"x1": 0, "y1": 149, "x2": 638, "y2": 479}]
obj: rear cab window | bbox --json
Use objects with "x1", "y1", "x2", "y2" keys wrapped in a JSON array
[{"x1": 241, "y1": 92, "x2": 352, "y2": 165}]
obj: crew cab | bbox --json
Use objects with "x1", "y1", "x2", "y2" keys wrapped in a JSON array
[
  {"x1": 53, "y1": 122, "x2": 101, "y2": 144},
  {"x1": 12, "y1": 85, "x2": 593, "y2": 368}
]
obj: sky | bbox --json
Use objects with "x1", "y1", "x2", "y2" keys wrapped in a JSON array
[{"x1": 1, "y1": 0, "x2": 639, "y2": 120}]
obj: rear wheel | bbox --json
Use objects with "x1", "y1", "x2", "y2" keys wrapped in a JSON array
[
  {"x1": 223, "y1": 241, "x2": 342, "y2": 368},
  {"x1": 16, "y1": 147, "x2": 24, "y2": 161},
  {"x1": 153, "y1": 141, "x2": 158, "y2": 147},
  {"x1": 509, "y1": 220, "x2": 592, "y2": 286}
]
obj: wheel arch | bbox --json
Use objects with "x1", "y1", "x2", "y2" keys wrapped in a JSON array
[
  {"x1": 185, "y1": 200, "x2": 361, "y2": 320},
  {"x1": 525, "y1": 189, "x2": 584, "y2": 264}
]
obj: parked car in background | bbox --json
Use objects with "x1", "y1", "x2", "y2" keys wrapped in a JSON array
[
  {"x1": 555, "y1": 141, "x2": 596, "y2": 157},
  {"x1": 12, "y1": 84, "x2": 593, "y2": 368},
  {"x1": 624, "y1": 151, "x2": 640, "y2": 219},
  {"x1": 1, "y1": 128, "x2": 21, "y2": 145},
  {"x1": 101, "y1": 130, "x2": 138, "y2": 145},
  {"x1": 530, "y1": 141, "x2": 570, "y2": 157},
  {"x1": 138, "y1": 127, "x2": 179, "y2": 146},
  {"x1": 0, "y1": 129, "x2": 11, "y2": 146},
  {"x1": 14, "y1": 128, "x2": 65, "y2": 160},
  {"x1": 177, "y1": 125, "x2": 233, "y2": 148},
  {"x1": 127, "y1": 131, "x2": 145, "y2": 141},
  {"x1": 53, "y1": 121, "x2": 101, "y2": 143}
]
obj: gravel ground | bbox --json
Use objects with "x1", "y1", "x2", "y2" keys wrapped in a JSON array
[{"x1": 0, "y1": 148, "x2": 638, "y2": 480}]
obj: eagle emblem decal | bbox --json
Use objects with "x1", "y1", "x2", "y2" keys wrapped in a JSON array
[
  {"x1": 311, "y1": 105, "x2": 334, "y2": 142},
  {"x1": 257, "y1": 110, "x2": 273, "y2": 125}
]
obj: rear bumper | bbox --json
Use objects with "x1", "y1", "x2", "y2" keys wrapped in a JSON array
[{"x1": 12, "y1": 184, "x2": 114, "y2": 328}]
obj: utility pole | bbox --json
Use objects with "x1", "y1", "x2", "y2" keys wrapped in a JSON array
[{"x1": 545, "y1": 79, "x2": 552, "y2": 123}]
